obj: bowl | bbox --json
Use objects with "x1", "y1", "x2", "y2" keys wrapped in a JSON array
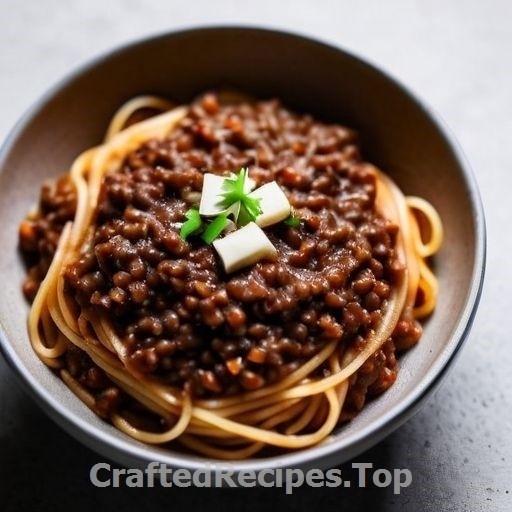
[{"x1": 0, "y1": 26, "x2": 485, "y2": 476}]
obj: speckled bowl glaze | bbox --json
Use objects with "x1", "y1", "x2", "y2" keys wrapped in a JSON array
[{"x1": 0, "y1": 27, "x2": 485, "y2": 476}]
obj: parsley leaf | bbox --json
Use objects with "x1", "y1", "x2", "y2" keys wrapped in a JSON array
[
  {"x1": 180, "y1": 208, "x2": 203, "y2": 240},
  {"x1": 220, "y1": 168, "x2": 262, "y2": 225},
  {"x1": 220, "y1": 168, "x2": 247, "y2": 205},
  {"x1": 284, "y1": 213, "x2": 301, "y2": 227},
  {"x1": 202, "y1": 212, "x2": 230, "y2": 244}
]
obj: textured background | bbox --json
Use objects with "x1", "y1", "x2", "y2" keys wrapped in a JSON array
[{"x1": 0, "y1": 0, "x2": 510, "y2": 510}]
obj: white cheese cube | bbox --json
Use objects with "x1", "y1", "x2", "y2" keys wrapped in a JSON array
[
  {"x1": 199, "y1": 174, "x2": 228, "y2": 217},
  {"x1": 249, "y1": 181, "x2": 291, "y2": 227},
  {"x1": 213, "y1": 222, "x2": 277, "y2": 273}
]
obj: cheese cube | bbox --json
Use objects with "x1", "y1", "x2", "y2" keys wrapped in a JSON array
[
  {"x1": 213, "y1": 222, "x2": 277, "y2": 273},
  {"x1": 249, "y1": 181, "x2": 291, "y2": 227},
  {"x1": 198, "y1": 174, "x2": 228, "y2": 217}
]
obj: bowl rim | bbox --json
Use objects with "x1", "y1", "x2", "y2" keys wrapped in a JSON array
[{"x1": 0, "y1": 24, "x2": 486, "y2": 473}]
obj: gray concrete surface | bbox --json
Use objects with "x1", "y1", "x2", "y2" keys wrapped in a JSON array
[{"x1": 0, "y1": 0, "x2": 510, "y2": 510}]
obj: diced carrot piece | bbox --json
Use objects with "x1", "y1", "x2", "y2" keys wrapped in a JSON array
[{"x1": 247, "y1": 347, "x2": 266, "y2": 364}]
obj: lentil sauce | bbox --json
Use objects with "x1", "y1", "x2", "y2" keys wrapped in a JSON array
[{"x1": 20, "y1": 93, "x2": 422, "y2": 421}]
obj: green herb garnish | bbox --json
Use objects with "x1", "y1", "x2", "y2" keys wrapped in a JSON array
[
  {"x1": 180, "y1": 208, "x2": 203, "y2": 240},
  {"x1": 179, "y1": 168, "x2": 295, "y2": 245},
  {"x1": 220, "y1": 168, "x2": 262, "y2": 226},
  {"x1": 202, "y1": 212, "x2": 230, "y2": 244},
  {"x1": 284, "y1": 212, "x2": 301, "y2": 228}
]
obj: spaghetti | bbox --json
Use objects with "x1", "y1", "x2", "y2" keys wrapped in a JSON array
[{"x1": 19, "y1": 92, "x2": 442, "y2": 458}]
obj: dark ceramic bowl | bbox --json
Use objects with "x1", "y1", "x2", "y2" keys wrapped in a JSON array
[{"x1": 0, "y1": 27, "x2": 485, "y2": 475}]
